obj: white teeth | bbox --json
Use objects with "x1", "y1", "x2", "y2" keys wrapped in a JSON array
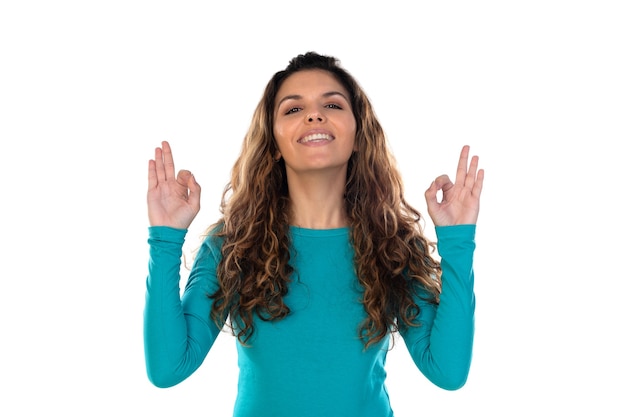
[{"x1": 299, "y1": 133, "x2": 333, "y2": 143}]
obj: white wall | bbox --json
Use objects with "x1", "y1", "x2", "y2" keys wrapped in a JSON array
[{"x1": 1, "y1": 1, "x2": 624, "y2": 415}]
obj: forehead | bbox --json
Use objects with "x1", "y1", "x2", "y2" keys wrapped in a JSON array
[{"x1": 276, "y1": 69, "x2": 348, "y2": 100}]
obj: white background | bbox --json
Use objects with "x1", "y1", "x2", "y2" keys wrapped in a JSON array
[{"x1": 1, "y1": 1, "x2": 625, "y2": 415}]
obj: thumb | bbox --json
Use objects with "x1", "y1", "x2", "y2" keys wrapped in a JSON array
[
  {"x1": 186, "y1": 172, "x2": 201, "y2": 207},
  {"x1": 424, "y1": 180, "x2": 439, "y2": 207}
]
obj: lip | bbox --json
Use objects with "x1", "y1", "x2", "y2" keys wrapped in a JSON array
[{"x1": 297, "y1": 129, "x2": 335, "y2": 145}]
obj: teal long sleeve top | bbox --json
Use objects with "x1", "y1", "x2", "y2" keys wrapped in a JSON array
[{"x1": 144, "y1": 225, "x2": 476, "y2": 417}]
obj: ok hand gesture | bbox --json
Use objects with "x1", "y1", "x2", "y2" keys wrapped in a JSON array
[
  {"x1": 147, "y1": 141, "x2": 201, "y2": 229},
  {"x1": 425, "y1": 145, "x2": 484, "y2": 226}
]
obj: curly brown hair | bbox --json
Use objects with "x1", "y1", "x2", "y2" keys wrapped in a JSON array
[{"x1": 206, "y1": 52, "x2": 441, "y2": 349}]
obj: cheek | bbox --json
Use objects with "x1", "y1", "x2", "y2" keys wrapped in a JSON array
[
  {"x1": 272, "y1": 121, "x2": 285, "y2": 149},
  {"x1": 273, "y1": 117, "x2": 298, "y2": 150},
  {"x1": 347, "y1": 112, "x2": 357, "y2": 132},
  {"x1": 348, "y1": 118, "x2": 357, "y2": 149}
]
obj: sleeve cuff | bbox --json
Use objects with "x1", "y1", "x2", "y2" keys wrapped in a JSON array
[
  {"x1": 434, "y1": 224, "x2": 476, "y2": 240},
  {"x1": 148, "y1": 226, "x2": 188, "y2": 244}
]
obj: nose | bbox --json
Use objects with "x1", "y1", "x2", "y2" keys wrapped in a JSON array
[{"x1": 306, "y1": 112, "x2": 324, "y2": 123}]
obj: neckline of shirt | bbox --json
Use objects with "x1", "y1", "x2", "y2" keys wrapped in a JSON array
[{"x1": 289, "y1": 225, "x2": 350, "y2": 237}]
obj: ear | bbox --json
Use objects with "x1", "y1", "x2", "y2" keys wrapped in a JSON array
[{"x1": 274, "y1": 151, "x2": 282, "y2": 162}]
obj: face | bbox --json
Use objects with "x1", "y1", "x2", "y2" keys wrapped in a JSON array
[{"x1": 273, "y1": 69, "x2": 357, "y2": 177}]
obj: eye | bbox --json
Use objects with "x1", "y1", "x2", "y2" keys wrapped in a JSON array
[
  {"x1": 285, "y1": 107, "x2": 302, "y2": 115},
  {"x1": 325, "y1": 103, "x2": 343, "y2": 110}
]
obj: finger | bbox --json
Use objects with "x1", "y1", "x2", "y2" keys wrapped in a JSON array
[
  {"x1": 186, "y1": 172, "x2": 202, "y2": 209},
  {"x1": 455, "y1": 145, "x2": 470, "y2": 186},
  {"x1": 162, "y1": 141, "x2": 175, "y2": 181},
  {"x1": 473, "y1": 168, "x2": 485, "y2": 198},
  {"x1": 424, "y1": 179, "x2": 439, "y2": 207},
  {"x1": 148, "y1": 159, "x2": 158, "y2": 190},
  {"x1": 435, "y1": 174, "x2": 454, "y2": 194},
  {"x1": 154, "y1": 146, "x2": 166, "y2": 184},
  {"x1": 176, "y1": 169, "x2": 192, "y2": 198},
  {"x1": 425, "y1": 174, "x2": 452, "y2": 204},
  {"x1": 464, "y1": 155, "x2": 479, "y2": 190}
]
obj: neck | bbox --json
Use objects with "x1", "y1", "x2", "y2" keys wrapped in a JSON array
[{"x1": 286, "y1": 169, "x2": 348, "y2": 229}]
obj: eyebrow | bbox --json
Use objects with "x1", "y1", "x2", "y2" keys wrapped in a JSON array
[{"x1": 276, "y1": 91, "x2": 350, "y2": 110}]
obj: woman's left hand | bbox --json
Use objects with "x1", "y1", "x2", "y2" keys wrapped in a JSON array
[{"x1": 425, "y1": 145, "x2": 484, "y2": 226}]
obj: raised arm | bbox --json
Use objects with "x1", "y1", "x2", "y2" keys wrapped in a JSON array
[
  {"x1": 401, "y1": 225, "x2": 476, "y2": 390},
  {"x1": 401, "y1": 146, "x2": 484, "y2": 389},
  {"x1": 144, "y1": 142, "x2": 221, "y2": 387}
]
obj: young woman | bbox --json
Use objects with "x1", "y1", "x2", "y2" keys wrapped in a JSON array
[{"x1": 144, "y1": 52, "x2": 484, "y2": 416}]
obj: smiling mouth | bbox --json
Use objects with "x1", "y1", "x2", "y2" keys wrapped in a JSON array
[{"x1": 297, "y1": 133, "x2": 335, "y2": 144}]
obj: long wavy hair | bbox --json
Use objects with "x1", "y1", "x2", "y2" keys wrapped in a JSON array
[{"x1": 207, "y1": 52, "x2": 441, "y2": 349}]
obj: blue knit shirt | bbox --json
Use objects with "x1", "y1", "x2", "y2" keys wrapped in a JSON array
[{"x1": 144, "y1": 225, "x2": 476, "y2": 416}]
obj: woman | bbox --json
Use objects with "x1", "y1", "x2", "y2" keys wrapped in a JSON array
[{"x1": 144, "y1": 52, "x2": 484, "y2": 416}]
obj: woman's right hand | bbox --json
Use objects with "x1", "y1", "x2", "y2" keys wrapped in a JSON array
[{"x1": 147, "y1": 141, "x2": 201, "y2": 229}]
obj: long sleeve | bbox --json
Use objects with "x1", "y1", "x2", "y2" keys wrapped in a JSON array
[
  {"x1": 143, "y1": 226, "x2": 222, "y2": 388},
  {"x1": 400, "y1": 224, "x2": 476, "y2": 390}
]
